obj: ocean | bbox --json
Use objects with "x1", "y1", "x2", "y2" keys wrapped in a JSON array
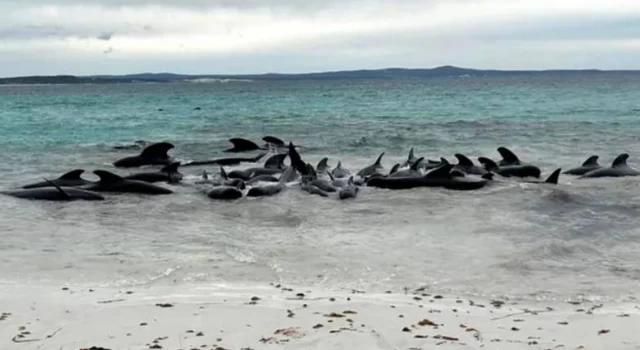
[{"x1": 1, "y1": 75, "x2": 640, "y2": 302}]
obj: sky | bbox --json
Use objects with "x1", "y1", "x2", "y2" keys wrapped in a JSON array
[{"x1": 1, "y1": 0, "x2": 640, "y2": 76}]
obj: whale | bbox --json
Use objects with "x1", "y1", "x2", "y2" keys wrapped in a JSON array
[
  {"x1": 287, "y1": 142, "x2": 310, "y2": 176},
  {"x1": 454, "y1": 154, "x2": 488, "y2": 176},
  {"x1": 563, "y1": 155, "x2": 601, "y2": 176},
  {"x1": 21, "y1": 169, "x2": 92, "y2": 189},
  {"x1": 390, "y1": 157, "x2": 424, "y2": 178},
  {"x1": 84, "y1": 170, "x2": 173, "y2": 195},
  {"x1": 224, "y1": 138, "x2": 265, "y2": 153},
  {"x1": 302, "y1": 164, "x2": 338, "y2": 192},
  {"x1": 523, "y1": 168, "x2": 562, "y2": 185},
  {"x1": 366, "y1": 159, "x2": 488, "y2": 191},
  {"x1": 182, "y1": 153, "x2": 266, "y2": 167},
  {"x1": 331, "y1": 161, "x2": 351, "y2": 179},
  {"x1": 3, "y1": 179, "x2": 104, "y2": 201},
  {"x1": 218, "y1": 167, "x2": 247, "y2": 188},
  {"x1": 264, "y1": 153, "x2": 288, "y2": 170},
  {"x1": 316, "y1": 158, "x2": 330, "y2": 174},
  {"x1": 247, "y1": 166, "x2": 297, "y2": 197},
  {"x1": 207, "y1": 181, "x2": 245, "y2": 200},
  {"x1": 580, "y1": 153, "x2": 640, "y2": 178},
  {"x1": 113, "y1": 142, "x2": 174, "y2": 168},
  {"x1": 478, "y1": 147, "x2": 541, "y2": 178},
  {"x1": 124, "y1": 162, "x2": 183, "y2": 184},
  {"x1": 246, "y1": 174, "x2": 280, "y2": 185},
  {"x1": 401, "y1": 148, "x2": 418, "y2": 168},
  {"x1": 357, "y1": 152, "x2": 385, "y2": 177},
  {"x1": 301, "y1": 182, "x2": 329, "y2": 197},
  {"x1": 338, "y1": 176, "x2": 359, "y2": 200}
]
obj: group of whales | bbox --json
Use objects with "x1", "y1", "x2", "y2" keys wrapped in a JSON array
[{"x1": 2, "y1": 135, "x2": 639, "y2": 202}]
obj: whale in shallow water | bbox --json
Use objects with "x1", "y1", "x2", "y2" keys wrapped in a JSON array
[
  {"x1": 224, "y1": 138, "x2": 266, "y2": 153},
  {"x1": 247, "y1": 166, "x2": 297, "y2": 197},
  {"x1": 563, "y1": 155, "x2": 601, "y2": 176},
  {"x1": 182, "y1": 153, "x2": 266, "y2": 167},
  {"x1": 390, "y1": 157, "x2": 424, "y2": 178},
  {"x1": 580, "y1": 153, "x2": 640, "y2": 178},
  {"x1": 113, "y1": 142, "x2": 174, "y2": 168},
  {"x1": 3, "y1": 179, "x2": 104, "y2": 201},
  {"x1": 454, "y1": 154, "x2": 488, "y2": 176},
  {"x1": 21, "y1": 169, "x2": 92, "y2": 189},
  {"x1": 357, "y1": 152, "x2": 385, "y2": 177},
  {"x1": 367, "y1": 159, "x2": 488, "y2": 191},
  {"x1": 478, "y1": 147, "x2": 541, "y2": 178},
  {"x1": 302, "y1": 164, "x2": 337, "y2": 192},
  {"x1": 338, "y1": 177, "x2": 359, "y2": 200},
  {"x1": 207, "y1": 181, "x2": 245, "y2": 200},
  {"x1": 331, "y1": 161, "x2": 350, "y2": 179},
  {"x1": 124, "y1": 162, "x2": 183, "y2": 184},
  {"x1": 84, "y1": 170, "x2": 173, "y2": 195}
]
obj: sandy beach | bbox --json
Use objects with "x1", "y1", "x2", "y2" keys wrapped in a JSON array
[{"x1": 1, "y1": 282, "x2": 638, "y2": 350}]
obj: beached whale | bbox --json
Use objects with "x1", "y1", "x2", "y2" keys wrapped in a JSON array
[
  {"x1": 367, "y1": 159, "x2": 488, "y2": 191},
  {"x1": 207, "y1": 181, "x2": 245, "y2": 200},
  {"x1": 2, "y1": 179, "x2": 104, "y2": 201},
  {"x1": 124, "y1": 162, "x2": 183, "y2": 184},
  {"x1": 84, "y1": 170, "x2": 173, "y2": 195},
  {"x1": 224, "y1": 138, "x2": 266, "y2": 153},
  {"x1": 562, "y1": 156, "x2": 601, "y2": 176},
  {"x1": 580, "y1": 154, "x2": 640, "y2": 178},
  {"x1": 113, "y1": 142, "x2": 175, "y2": 168},
  {"x1": 357, "y1": 152, "x2": 385, "y2": 177},
  {"x1": 478, "y1": 147, "x2": 541, "y2": 178},
  {"x1": 21, "y1": 169, "x2": 92, "y2": 189},
  {"x1": 331, "y1": 161, "x2": 350, "y2": 179},
  {"x1": 338, "y1": 177, "x2": 359, "y2": 199},
  {"x1": 247, "y1": 166, "x2": 297, "y2": 197},
  {"x1": 454, "y1": 154, "x2": 488, "y2": 176},
  {"x1": 182, "y1": 153, "x2": 267, "y2": 167},
  {"x1": 389, "y1": 157, "x2": 424, "y2": 178}
]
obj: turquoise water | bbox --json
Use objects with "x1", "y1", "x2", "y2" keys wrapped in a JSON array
[{"x1": 1, "y1": 75, "x2": 640, "y2": 300}]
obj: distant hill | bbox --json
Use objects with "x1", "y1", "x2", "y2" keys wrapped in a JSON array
[{"x1": 1, "y1": 66, "x2": 637, "y2": 84}]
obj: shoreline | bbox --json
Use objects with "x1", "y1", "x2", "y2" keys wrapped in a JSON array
[{"x1": 1, "y1": 282, "x2": 638, "y2": 350}]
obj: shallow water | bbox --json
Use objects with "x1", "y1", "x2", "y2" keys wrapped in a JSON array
[{"x1": 1, "y1": 75, "x2": 640, "y2": 301}]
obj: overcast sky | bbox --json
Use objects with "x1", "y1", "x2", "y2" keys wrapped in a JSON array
[{"x1": 1, "y1": 0, "x2": 640, "y2": 76}]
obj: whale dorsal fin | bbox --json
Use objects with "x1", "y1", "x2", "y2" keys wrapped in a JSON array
[
  {"x1": 390, "y1": 163, "x2": 400, "y2": 175},
  {"x1": 279, "y1": 166, "x2": 297, "y2": 184},
  {"x1": 335, "y1": 161, "x2": 343, "y2": 170},
  {"x1": 582, "y1": 155, "x2": 599, "y2": 166},
  {"x1": 227, "y1": 138, "x2": 260, "y2": 152},
  {"x1": 407, "y1": 148, "x2": 415, "y2": 162},
  {"x1": 220, "y1": 167, "x2": 228, "y2": 179},
  {"x1": 478, "y1": 157, "x2": 499, "y2": 172},
  {"x1": 265, "y1": 153, "x2": 287, "y2": 169},
  {"x1": 316, "y1": 157, "x2": 329, "y2": 171},
  {"x1": 612, "y1": 153, "x2": 629, "y2": 168},
  {"x1": 455, "y1": 154, "x2": 474, "y2": 167},
  {"x1": 374, "y1": 152, "x2": 385, "y2": 165},
  {"x1": 58, "y1": 169, "x2": 85, "y2": 180},
  {"x1": 288, "y1": 142, "x2": 308, "y2": 175},
  {"x1": 425, "y1": 163, "x2": 453, "y2": 179},
  {"x1": 94, "y1": 170, "x2": 124, "y2": 183},
  {"x1": 411, "y1": 157, "x2": 425, "y2": 171},
  {"x1": 263, "y1": 136, "x2": 285, "y2": 147},
  {"x1": 348, "y1": 176, "x2": 354, "y2": 186},
  {"x1": 161, "y1": 162, "x2": 181, "y2": 173},
  {"x1": 140, "y1": 142, "x2": 174, "y2": 159},
  {"x1": 440, "y1": 157, "x2": 450, "y2": 166},
  {"x1": 44, "y1": 178, "x2": 71, "y2": 200},
  {"x1": 326, "y1": 171, "x2": 335, "y2": 181},
  {"x1": 545, "y1": 168, "x2": 561, "y2": 184},
  {"x1": 306, "y1": 163, "x2": 317, "y2": 179},
  {"x1": 497, "y1": 147, "x2": 520, "y2": 165}
]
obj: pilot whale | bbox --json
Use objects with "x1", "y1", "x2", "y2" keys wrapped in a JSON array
[
  {"x1": 113, "y1": 142, "x2": 174, "y2": 168},
  {"x1": 84, "y1": 170, "x2": 173, "y2": 195},
  {"x1": 21, "y1": 169, "x2": 92, "y2": 189},
  {"x1": 563, "y1": 155, "x2": 601, "y2": 176},
  {"x1": 580, "y1": 153, "x2": 640, "y2": 178}
]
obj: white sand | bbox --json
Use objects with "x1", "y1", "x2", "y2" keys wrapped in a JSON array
[{"x1": 0, "y1": 282, "x2": 638, "y2": 350}]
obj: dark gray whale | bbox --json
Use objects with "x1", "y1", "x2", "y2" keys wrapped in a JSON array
[
  {"x1": 580, "y1": 153, "x2": 640, "y2": 178},
  {"x1": 338, "y1": 177, "x2": 359, "y2": 199},
  {"x1": 124, "y1": 162, "x2": 183, "y2": 184},
  {"x1": 367, "y1": 159, "x2": 488, "y2": 191},
  {"x1": 113, "y1": 142, "x2": 174, "y2": 168},
  {"x1": 478, "y1": 147, "x2": 541, "y2": 178},
  {"x1": 3, "y1": 179, "x2": 104, "y2": 201},
  {"x1": 22, "y1": 169, "x2": 92, "y2": 189},
  {"x1": 207, "y1": 181, "x2": 245, "y2": 200},
  {"x1": 247, "y1": 166, "x2": 297, "y2": 197},
  {"x1": 390, "y1": 157, "x2": 424, "y2": 178},
  {"x1": 563, "y1": 155, "x2": 601, "y2": 176},
  {"x1": 182, "y1": 153, "x2": 266, "y2": 167},
  {"x1": 84, "y1": 170, "x2": 173, "y2": 195},
  {"x1": 224, "y1": 138, "x2": 265, "y2": 153},
  {"x1": 357, "y1": 152, "x2": 385, "y2": 177},
  {"x1": 454, "y1": 154, "x2": 488, "y2": 176}
]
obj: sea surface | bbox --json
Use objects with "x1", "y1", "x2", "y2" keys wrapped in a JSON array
[{"x1": 1, "y1": 75, "x2": 640, "y2": 302}]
